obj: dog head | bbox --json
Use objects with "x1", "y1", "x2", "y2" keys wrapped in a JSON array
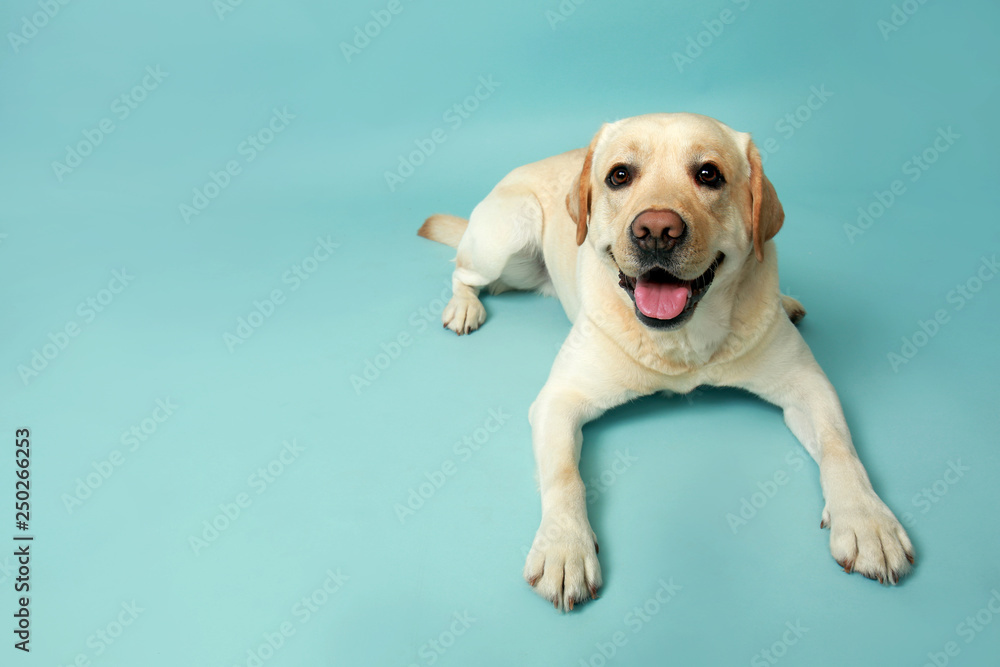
[{"x1": 567, "y1": 113, "x2": 783, "y2": 330}]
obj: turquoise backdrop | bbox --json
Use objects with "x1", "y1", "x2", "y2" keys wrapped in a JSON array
[{"x1": 1, "y1": 0, "x2": 998, "y2": 665}]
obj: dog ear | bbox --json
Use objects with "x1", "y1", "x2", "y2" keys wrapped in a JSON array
[
  {"x1": 746, "y1": 139, "x2": 784, "y2": 262},
  {"x1": 567, "y1": 127, "x2": 604, "y2": 246}
]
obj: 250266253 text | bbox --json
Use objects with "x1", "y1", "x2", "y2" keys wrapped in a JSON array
[{"x1": 13, "y1": 428, "x2": 32, "y2": 652}]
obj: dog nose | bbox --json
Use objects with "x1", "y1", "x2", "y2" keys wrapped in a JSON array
[{"x1": 631, "y1": 209, "x2": 686, "y2": 241}]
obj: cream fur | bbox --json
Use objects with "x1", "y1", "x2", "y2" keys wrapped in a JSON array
[{"x1": 420, "y1": 113, "x2": 913, "y2": 611}]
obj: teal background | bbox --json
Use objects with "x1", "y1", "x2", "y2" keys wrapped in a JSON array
[{"x1": 1, "y1": 0, "x2": 999, "y2": 665}]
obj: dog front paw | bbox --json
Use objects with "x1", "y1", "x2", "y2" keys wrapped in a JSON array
[
  {"x1": 523, "y1": 514, "x2": 601, "y2": 611},
  {"x1": 442, "y1": 295, "x2": 486, "y2": 335},
  {"x1": 823, "y1": 497, "x2": 915, "y2": 585}
]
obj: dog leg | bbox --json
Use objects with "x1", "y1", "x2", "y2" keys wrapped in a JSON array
[
  {"x1": 442, "y1": 190, "x2": 543, "y2": 335},
  {"x1": 781, "y1": 294, "x2": 806, "y2": 324},
  {"x1": 523, "y1": 318, "x2": 640, "y2": 610},
  {"x1": 732, "y1": 319, "x2": 914, "y2": 584}
]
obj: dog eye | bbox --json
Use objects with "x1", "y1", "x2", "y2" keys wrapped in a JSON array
[
  {"x1": 696, "y1": 163, "x2": 724, "y2": 188},
  {"x1": 606, "y1": 165, "x2": 632, "y2": 188}
]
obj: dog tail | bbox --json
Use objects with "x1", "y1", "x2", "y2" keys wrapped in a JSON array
[{"x1": 418, "y1": 214, "x2": 468, "y2": 248}]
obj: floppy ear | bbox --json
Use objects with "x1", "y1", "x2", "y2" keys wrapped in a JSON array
[
  {"x1": 566, "y1": 127, "x2": 604, "y2": 246},
  {"x1": 746, "y1": 139, "x2": 784, "y2": 262}
]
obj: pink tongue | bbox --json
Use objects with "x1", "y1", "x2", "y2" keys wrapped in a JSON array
[{"x1": 634, "y1": 279, "x2": 690, "y2": 320}]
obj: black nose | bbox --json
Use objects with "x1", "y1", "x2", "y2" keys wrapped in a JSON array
[{"x1": 630, "y1": 209, "x2": 686, "y2": 254}]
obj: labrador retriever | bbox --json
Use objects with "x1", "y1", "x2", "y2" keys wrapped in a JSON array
[{"x1": 418, "y1": 113, "x2": 914, "y2": 611}]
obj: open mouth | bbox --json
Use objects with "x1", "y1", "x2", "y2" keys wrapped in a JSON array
[{"x1": 617, "y1": 253, "x2": 724, "y2": 329}]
